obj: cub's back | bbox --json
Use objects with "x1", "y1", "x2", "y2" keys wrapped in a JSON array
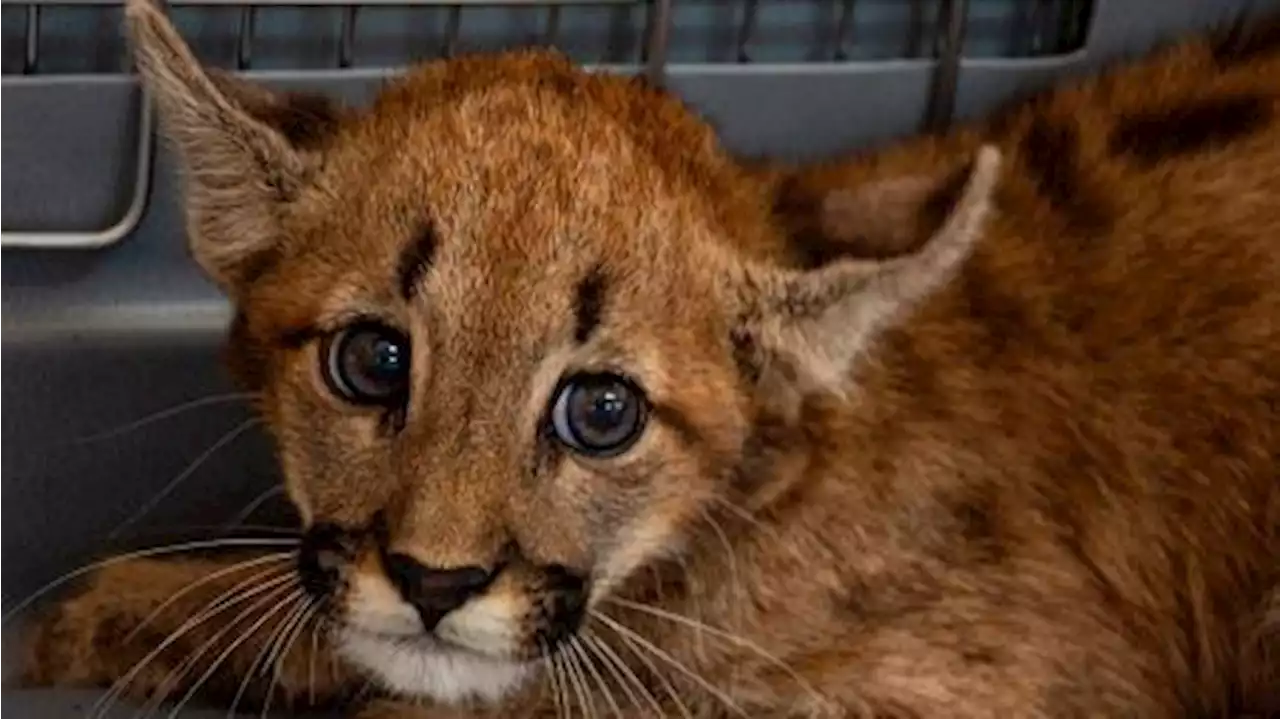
[{"x1": 768, "y1": 15, "x2": 1280, "y2": 712}]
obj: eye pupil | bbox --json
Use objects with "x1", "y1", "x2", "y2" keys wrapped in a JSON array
[
  {"x1": 552, "y1": 374, "x2": 646, "y2": 457},
  {"x1": 325, "y1": 323, "x2": 410, "y2": 405}
]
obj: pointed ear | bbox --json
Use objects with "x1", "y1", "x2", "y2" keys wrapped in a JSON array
[
  {"x1": 124, "y1": 0, "x2": 347, "y2": 291},
  {"x1": 734, "y1": 145, "x2": 1003, "y2": 396},
  {"x1": 776, "y1": 152, "x2": 987, "y2": 264}
]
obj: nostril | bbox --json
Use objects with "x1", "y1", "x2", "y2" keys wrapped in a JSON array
[
  {"x1": 298, "y1": 523, "x2": 350, "y2": 598},
  {"x1": 383, "y1": 552, "x2": 495, "y2": 629}
]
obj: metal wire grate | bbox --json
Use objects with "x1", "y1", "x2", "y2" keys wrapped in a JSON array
[
  {"x1": 0, "y1": 0, "x2": 1095, "y2": 249},
  {"x1": 1, "y1": 0, "x2": 1095, "y2": 77}
]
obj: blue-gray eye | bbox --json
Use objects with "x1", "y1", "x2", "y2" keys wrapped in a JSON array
[
  {"x1": 324, "y1": 323, "x2": 410, "y2": 405},
  {"x1": 551, "y1": 373, "x2": 646, "y2": 457}
]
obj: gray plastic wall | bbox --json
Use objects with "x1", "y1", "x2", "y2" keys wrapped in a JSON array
[{"x1": 2, "y1": 0, "x2": 1276, "y2": 715}]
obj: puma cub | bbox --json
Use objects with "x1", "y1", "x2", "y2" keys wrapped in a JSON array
[{"x1": 17, "y1": 1, "x2": 1280, "y2": 717}]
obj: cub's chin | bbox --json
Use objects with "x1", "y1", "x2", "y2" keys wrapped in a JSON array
[{"x1": 336, "y1": 626, "x2": 536, "y2": 705}]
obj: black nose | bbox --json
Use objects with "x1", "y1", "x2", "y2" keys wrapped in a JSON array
[
  {"x1": 383, "y1": 552, "x2": 496, "y2": 630},
  {"x1": 298, "y1": 523, "x2": 350, "y2": 598}
]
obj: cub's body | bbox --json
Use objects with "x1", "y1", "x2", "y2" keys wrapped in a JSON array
[{"x1": 16, "y1": 4, "x2": 1280, "y2": 718}]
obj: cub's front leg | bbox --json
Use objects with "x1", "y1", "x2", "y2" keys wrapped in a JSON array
[{"x1": 18, "y1": 552, "x2": 362, "y2": 714}]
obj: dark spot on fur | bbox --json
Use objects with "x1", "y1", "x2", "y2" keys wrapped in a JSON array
[
  {"x1": 573, "y1": 264, "x2": 607, "y2": 344},
  {"x1": 961, "y1": 647, "x2": 997, "y2": 665},
  {"x1": 397, "y1": 221, "x2": 438, "y2": 300},
  {"x1": 650, "y1": 401, "x2": 704, "y2": 449},
  {"x1": 1210, "y1": 12, "x2": 1280, "y2": 69},
  {"x1": 277, "y1": 324, "x2": 324, "y2": 349},
  {"x1": 951, "y1": 487, "x2": 1007, "y2": 565},
  {"x1": 379, "y1": 406, "x2": 407, "y2": 436},
  {"x1": 1109, "y1": 95, "x2": 1272, "y2": 166},
  {"x1": 960, "y1": 260, "x2": 1037, "y2": 358},
  {"x1": 236, "y1": 246, "x2": 283, "y2": 287},
  {"x1": 1020, "y1": 113, "x2": 1113, "y2": 236},
  {"x1": 729, "y1": 327, "x2": 762, "y2": 384},
  {"x1": 224, "y1": 311, "x2": 270, "y2": 391},
  {"x1": 534, "y1": 564, "x2": 588, "y2": 650}
]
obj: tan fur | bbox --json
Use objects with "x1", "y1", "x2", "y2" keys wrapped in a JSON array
[{"x1": 18, "y1": 2, "x2": 1280, "y2": 717}]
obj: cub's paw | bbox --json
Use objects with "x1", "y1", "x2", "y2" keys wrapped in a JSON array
[
  {"x1": 17, "y1": 592, "x2": 144, "y2": 689},
  {"x1": 15, "y1": 555, "x2": 301, "y2": 708}
]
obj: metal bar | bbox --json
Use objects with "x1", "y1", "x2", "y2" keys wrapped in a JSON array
[
  {"x1": 23, "y1": 4, "x2": 40, "y2": 74},
  {"x1": 832, "y1": 0, "x2": 855, "y2": 62},
  {"x1": 1027, "y1": 0, "x2": 1052, "y2": 55},
  {"x1": 443, "y1": 4, "x2": 461, "y2": 57},
  {"x1": 237, "y1": 5, "x2": 256, "y2": 70},
  {"x1": 736, "y1": 0, "x2": 758, "y2": 63},
  {"x1": 924, "y1": 0, "x2": 969, "y2": 132},
  {"x1": 0, "y1": 90, "x2": 156, "y2": 249},
  {"x1": 542, "y1": 3, "x2": 560, "y2": 45},
  {"x1": 643, "y1": 0, "x2": 670, "y2": 84},
  {"x1": 905, "y1": 0, "x2": 925, "y2": 58},
  {"x1": 338, "y1": 5, "x2": 357, "y2": 67}
]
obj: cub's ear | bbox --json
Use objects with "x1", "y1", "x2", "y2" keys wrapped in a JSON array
[
  {"x1": 124, "y1": 0, "x2": 347, "y2": 291},
  {"x1": 732, "y1": 145, "x2": 1002, "y2": 397},
  {"x1": 775, "y1": 152, "x2": 988, "y2": 264}
]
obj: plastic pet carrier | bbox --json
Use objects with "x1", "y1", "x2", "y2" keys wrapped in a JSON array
[{"x1": 1, "y1": 0, "x2": 1275, "y2": 716}]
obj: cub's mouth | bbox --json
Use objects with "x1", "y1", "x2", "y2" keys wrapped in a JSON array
[
  {"x1": 297, "y1": 523, "x2": 591, "y2": 704},
  {"x1": 335, "y1": 625, "x2": 539, "y2": 705}
]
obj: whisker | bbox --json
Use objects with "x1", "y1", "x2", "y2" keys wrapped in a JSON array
[
  {"x1": 700, "y1": 507, "x2": 744, "y2": 692},
  {"x1": 540, "y1": 641, "x2": 566, "y2": 719},
  {"x1": 62, "y1": 393, "x2": 257, "y2": 447},
  {"x1": 165, "y1": 586, "x2": 306, "y2": 719},
  {"x1": 572, "y1": 636, "x2": 622, "y2": 719},
  {"x1": 604, "y1": 598, "x2": 826, "y2": 710},
  {"x1": 123, "y1": 552, "x2": 294, "y2": 644},
  {"x1": 563, "y1": 637, "x2": 596, "y2": 719},
  {"x1": 279, "y1": 603, "x2": 322, "y2": 683},
  {"x1": 227, "y1": 593, "x2": 308, "y2": 717},
  {"x1": 594, "y1": 613, "x2": 692, "y2": 719},
  {"x1": 3, "y1": 537, "x2": 301, "y2": 624},
  {"x1": 259, "y1": 599, "x2": 320, "y2": 718},
  {"x1": 108, "y1": 418, "x2": 262, "y2": 540},
  {"x1": 582, "y1": 632, "x2": 653, "y2": 718},
  {"x1": 674, "y1": 555, "x2": 708, "y2": 662},
  {"x1": 591, "y1": 610, "x2": 745, "y2": 718},
  {"x1": 222, "y1": 486, "x2": 285, "y2": 531},
  {"x1": 307, "y1": 616, "x2": 322, "y2": 707},
  {"x1": 132, "y1": 579, "x2": 299, "y2": 719},
  {"x1": 93, "y1": 565, "x2": 296, "y2": 716}
]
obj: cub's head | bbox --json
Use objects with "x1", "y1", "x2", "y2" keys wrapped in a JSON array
[{"x1": 126, "y1": 0, "x2": 1001, "y2": 705}]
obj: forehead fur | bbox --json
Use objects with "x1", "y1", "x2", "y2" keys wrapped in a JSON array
[{"x1": 242, "y1": 49, "x2": 779, "y2": 350}]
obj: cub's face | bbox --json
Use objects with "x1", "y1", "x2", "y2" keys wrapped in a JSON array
[
  {"x1": 238, "y1": 71, "x2": 753, "y2": 703},
  {"x1": 126, "y1": 0, "x2": 763, "y2": 705},
  {"x1": 127, "y1": 0, "x2": 998, "y2": 704}
]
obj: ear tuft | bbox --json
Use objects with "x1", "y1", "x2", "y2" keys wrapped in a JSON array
[
  {"x1": 125, "y1": 0, "x2": 339, "y2": 291},
  {"x1": 738, "y1": 145, "x2": 1003, "y2": 396}
]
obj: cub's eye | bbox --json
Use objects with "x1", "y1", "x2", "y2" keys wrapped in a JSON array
[
  {"x1": 551, "y1": 373, "x2": 647, "y2": 457},
  {"x1": 323, "y1": 323, "x2": 410, "y2": 405}
]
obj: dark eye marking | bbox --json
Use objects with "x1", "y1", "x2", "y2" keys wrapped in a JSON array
[
  {"x1": 573, "y1": 264, "x2": 608, "y2": 345},
  {"x1": 397, "y1": 220, "x2": 439, "y2": 300}
]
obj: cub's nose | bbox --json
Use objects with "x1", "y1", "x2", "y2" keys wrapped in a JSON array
[
  {"x1": 298, "y1": 523, "x2": 351, "y2": 598},
  {"x1": 383, "y1": 553, "x2": 496, "y2": 630}
]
